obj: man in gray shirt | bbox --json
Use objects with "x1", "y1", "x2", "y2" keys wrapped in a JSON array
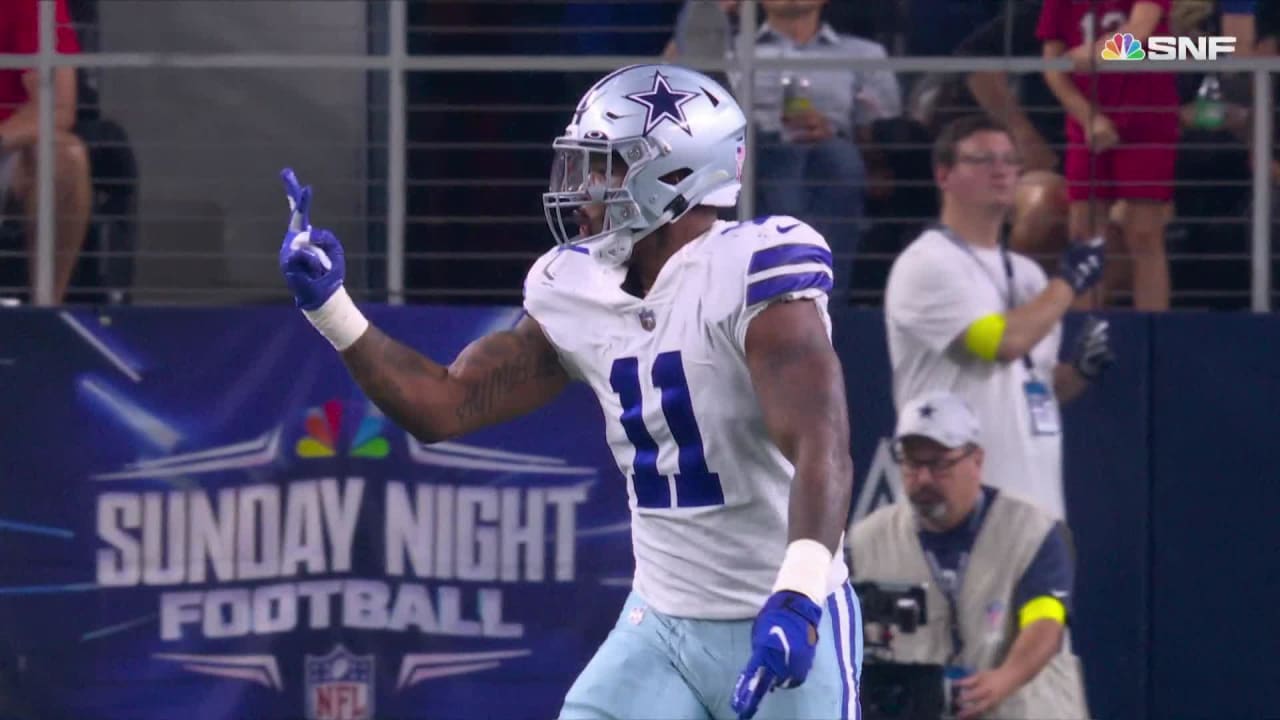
[
  {"x1": 748, "y1": 0, "x2": 900, "y2": 302},
  {"x1": 669, "y1": 0, "x2": 902, "y2": 302}
]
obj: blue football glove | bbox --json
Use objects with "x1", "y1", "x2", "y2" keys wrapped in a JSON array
[
  {"x1": 1054, "y1": 236, "x2": 1105, "y2": 296},
  {"x1": 279, "y1": 168, "x2": 346, "y2": 310},
  {"x1": 1070, "y1": 316, "x2": 1114, "y2": 380},
  {"x1": 731, "y1": 590, "x2": 822, "y2": 720}
]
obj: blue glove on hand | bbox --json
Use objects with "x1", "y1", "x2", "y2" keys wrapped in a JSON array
[
  {"x1": 279, "y1": 168, "x2": 346, "y2": 310},
  {"x1": 731, "y1": 590, "x2": 822, "y2": 720},
  {"x1": 1070, "y1": 316, "x2": 1114, "y2": 380},
  {"x1": 1055, "y1": 237, "x2": 1105, "y2": 296}
]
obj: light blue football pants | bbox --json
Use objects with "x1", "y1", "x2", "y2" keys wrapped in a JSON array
[{"x1": 560, "y1": 583, "x2": 863, "y2": 720}]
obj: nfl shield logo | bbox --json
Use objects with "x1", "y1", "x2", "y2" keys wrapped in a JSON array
[
  {"x1": 639, "y1": 308, "x2": 656, "y2": 331},
  {"x1": 305, "y1": 645, "x2": 375, "y2": 720}
]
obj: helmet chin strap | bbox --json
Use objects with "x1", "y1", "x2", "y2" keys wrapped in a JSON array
[{"x1": 587, "y1": 231, "x2": 636, "y2": 267}]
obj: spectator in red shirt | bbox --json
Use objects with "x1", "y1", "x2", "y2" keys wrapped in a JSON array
[
  {"x1": 0, "y1": 0, "x2": 91, "y2": 304},
  {"x1": 1038, "y1": 0, "x2": 1180, "y2": 311}
]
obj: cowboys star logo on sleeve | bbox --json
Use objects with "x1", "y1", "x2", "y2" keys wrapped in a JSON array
[{"x1": 624, "y1": 70, "x2": 699, "y2": 136}]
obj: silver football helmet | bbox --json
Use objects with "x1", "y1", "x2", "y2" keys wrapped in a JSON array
[{"x1": 543, "y1": 64, "x2": 747, "y2": 266}]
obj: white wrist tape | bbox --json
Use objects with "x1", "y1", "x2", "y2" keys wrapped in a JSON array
[
  {"x1": 772, "y1": 538, "x2": 833, "y2": 606},
  {"x1": 302, "y1": 286, "x2": 369, "y2": 351}
]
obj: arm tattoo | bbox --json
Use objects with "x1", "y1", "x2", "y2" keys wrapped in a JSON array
[
  {"x1": 342, "y1": 328, "x2": 447, "y2": 437},
  {"x1": 339, "y1": 322, "x2": 565, "y2": 441},
  {"x1": 455, "y1": 332, "x2": 563, "y2": 424}
]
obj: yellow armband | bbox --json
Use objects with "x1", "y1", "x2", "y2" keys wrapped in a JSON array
[
  {"x1": 963, "y1": 313, "x2": 1006, "y2": 361},
  {"x1": 1018, "y1": 595, "x2": 1067, "y2": 628}
]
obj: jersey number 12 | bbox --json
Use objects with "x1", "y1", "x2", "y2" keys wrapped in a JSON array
[{"x1": 610, "y1": 351, "x2": 725, "y2": 509}]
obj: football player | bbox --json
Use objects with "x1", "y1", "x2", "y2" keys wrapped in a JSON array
[{"x1": 278, "y1": 64, "x2": 861, "y2": 720}]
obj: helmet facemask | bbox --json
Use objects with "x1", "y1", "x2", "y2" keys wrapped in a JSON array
[{"x1": 542, "y1": 135, "x2": 668, "y2": 267}]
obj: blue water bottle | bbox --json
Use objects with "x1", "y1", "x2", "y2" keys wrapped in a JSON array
[{"x1": 943, "y1": 665, "x2": 972, "y2": 718}]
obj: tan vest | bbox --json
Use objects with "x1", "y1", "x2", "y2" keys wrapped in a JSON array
[{"x1": 851, "y1": 492, "x2": 1090, "y2": 720}]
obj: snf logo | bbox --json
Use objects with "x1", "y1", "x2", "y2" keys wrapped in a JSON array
[{"x1": 1101, "y1": 33, "x2": 1238, "y2": 61}]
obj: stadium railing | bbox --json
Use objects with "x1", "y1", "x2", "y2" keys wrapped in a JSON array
[{"x1": 3, "y1": 0, "x2": 1273, "y2": 311}]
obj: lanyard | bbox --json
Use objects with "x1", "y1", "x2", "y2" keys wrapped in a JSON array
[
  {"x1": 933, "y1": 224, "x2": 1034, "y2": 372},
  {"x1": 923, "y1": 548, "x2": 969, "y2": 665},
  {"x1": 919, "y1": 490, "x2": 988, "y2": 665}
]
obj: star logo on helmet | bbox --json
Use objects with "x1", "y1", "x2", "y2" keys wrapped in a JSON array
[{"x1": 624, "y1": 71, "x2": 699, "y2": 137}]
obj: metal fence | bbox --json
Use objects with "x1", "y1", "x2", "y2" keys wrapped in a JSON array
[{"x1": 3, "y1": 0, "x2": 1276, "y2": 310}]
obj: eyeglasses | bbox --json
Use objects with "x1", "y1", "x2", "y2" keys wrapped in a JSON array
[
  {"x1": 955, "y1": 153, "x2": 1023, "y2": 169},
  {"x1": 891, "y1": 444, "x2": 976, "y2": 475}
]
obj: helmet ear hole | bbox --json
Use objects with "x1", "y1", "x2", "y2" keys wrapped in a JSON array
[{"x1": 659, "y1": 168, "x2": 693, "y2": 186}]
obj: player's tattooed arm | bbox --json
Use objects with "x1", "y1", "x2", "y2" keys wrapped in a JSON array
[
  {"x1": 745, "y1": 300, "x2": 854, "y2": 554},
  {"x1": 341, "y1": 314, "x2": 570, "y2": 443}
]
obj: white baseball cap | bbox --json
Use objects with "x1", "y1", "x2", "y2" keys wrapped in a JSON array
[{"x1": 894, "y1": 391, "x2": 981, "y2": 448}]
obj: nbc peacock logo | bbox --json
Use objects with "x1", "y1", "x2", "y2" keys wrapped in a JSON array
[
  {"x1": 296, "y1": 398, "x2": 390, "y2": 459},
  {"x1": 1100, "y1": 32, "x2": 1145, "y2": 61}
]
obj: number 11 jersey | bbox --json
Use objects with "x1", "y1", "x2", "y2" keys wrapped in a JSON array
[{"x1": 523, "y1": 216, "x2": 849, "y2": 619}]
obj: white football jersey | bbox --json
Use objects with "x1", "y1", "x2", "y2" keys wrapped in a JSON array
[{"x1": 524, "y1": 216, "x2": 849, "y2": 619}]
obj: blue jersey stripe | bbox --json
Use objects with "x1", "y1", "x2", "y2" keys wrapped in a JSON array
[
  {"x1": 748, "y1": 243, "x2": 833, "y2": 275},
  {"x1": 746, "y1": 270, "x2": 833, "y2": 306}
]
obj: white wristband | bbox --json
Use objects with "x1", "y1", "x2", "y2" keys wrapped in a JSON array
[
  {"x1": 302, "y1": 286, "x2": 369, "y2": 351},
  {"x1": 772, "y1": 538, "x2": 833, "y2": 606}
]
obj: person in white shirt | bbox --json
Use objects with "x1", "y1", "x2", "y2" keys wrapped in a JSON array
[{"x1": 884, "y1": 115, "x2": 1114, "y2": 520}]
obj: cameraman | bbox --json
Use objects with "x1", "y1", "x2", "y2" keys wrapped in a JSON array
[{"x1": 850, "y1": 391, "x2": 1088, "y2": 720}]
